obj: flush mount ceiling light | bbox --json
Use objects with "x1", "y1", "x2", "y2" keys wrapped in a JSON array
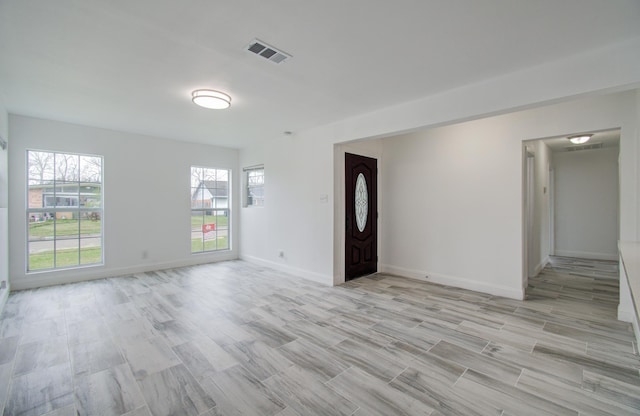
[
  {"x1": 568, "y1": 134, "x2": 593, "y2": 145},
  {"x1": 191, "y1": 89, "x2": 231, "y2": 109}
]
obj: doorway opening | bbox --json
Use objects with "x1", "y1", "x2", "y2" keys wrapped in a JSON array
[{"x1": 523, "y1": 129, "x2": 621, "y2": 296}]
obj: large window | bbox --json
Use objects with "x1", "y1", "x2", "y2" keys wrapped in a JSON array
[
  {"x1": 244, "y1": 165, "x2": 264, "y2": 207},
  {"x1": 191, "y1": 166, "x2": 230, "y2": 253},
  {"x1": 27, "y1": 150, "x2": 103, "y2": 272}
]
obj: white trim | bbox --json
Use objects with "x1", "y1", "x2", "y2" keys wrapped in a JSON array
[
  {"x1": 240, "y1": 254, "x2": 332, "y2": 286},
  {"x1": 379, "y1": 263, "x2": 525, "y2": 300},
  {"x1": 617, "y1": 305, "x2": 636, "y2": 323},
  {"x1": 0, "y1": 207, "x2": 8, "y2": 312},
  {"x1": 548, "y1": 167, "x2": 555, "y2": 256},
  {"x1": 0, "y1": 285, "x2": 9, "y2": 314},
  {"x1": 11, "y1": 252, "x2": 238, "y2": 290},
  {"x1": 553, "y1": 250, "x2": 618, "y2": 261}
]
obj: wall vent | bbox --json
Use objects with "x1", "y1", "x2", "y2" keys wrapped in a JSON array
[
  {"x1": 246, "y1": 39, "x2": 291, "y2": 64},
  {"x1": 565, "y1": 142, "x2": 603, "y2": 152}
]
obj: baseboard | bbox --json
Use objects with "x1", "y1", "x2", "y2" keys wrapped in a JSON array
[
  {"x1": 554, "y1": 250, "x2": 618, "y2": 261},
  {"x1": 10, "y1": 252, "x2": 239, "y2": 291},
  {"x1": 618, "y1": 304, "x2": 635, "y2": 323},
  {"x1": 379, "y1": 263, "x2": 524, "y2": 300},
  {"x1": 378, "y1": 264, "x2": 426, "y2": 281},
  {"x1": 240, "y1": 254, "x2": 332, "y2": 286}
]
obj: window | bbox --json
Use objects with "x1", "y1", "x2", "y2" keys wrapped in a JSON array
[
  {"x1": 27, "y1": 150, "x2": 103, "y2": 272},
  {"x1": 244, "y1": 165, "x2": 264, "y2": 207},
  {"x1": 191, "y1": 166, "x2": 230, "y2": 253}
]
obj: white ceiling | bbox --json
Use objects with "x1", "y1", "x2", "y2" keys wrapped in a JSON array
[
  {"x1": 1, "y1": 1, "x2": 639, "y2": 149},
  {"x1": 542, "y1": 129, "x2": 620, "y2": 153}
]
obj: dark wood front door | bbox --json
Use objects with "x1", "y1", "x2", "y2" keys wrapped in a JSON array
[{"x1": 345, "y1": 153, "x2": 377, "y2": 280}]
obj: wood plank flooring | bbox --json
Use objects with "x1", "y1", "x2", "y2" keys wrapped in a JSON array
[{"x1": 0, "y1": 257, "x2": 638, "y2": 415}]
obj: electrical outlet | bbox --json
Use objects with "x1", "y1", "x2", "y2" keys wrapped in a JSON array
[
  {"x1": 142, "y1": 250, "x2": 148, "y2": 259},
  {"x1": 0, "y1": 280, "x2": 6, "y2": 289}
]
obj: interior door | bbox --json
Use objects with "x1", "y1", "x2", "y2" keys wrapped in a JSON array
[{"x1": 345, "y1": 153, "x2": 377, "y2": 280}]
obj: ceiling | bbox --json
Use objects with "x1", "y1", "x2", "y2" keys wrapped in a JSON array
[
  {"x1": 1, "y1": 1, "x2": 639, "y2": 149},
  {"x1": 542, "y1": 130, "x2": 620, "y2": 153}
]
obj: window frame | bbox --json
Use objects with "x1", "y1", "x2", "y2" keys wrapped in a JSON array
[
  {"x1": 26, "y1": 149, "x2": 104, "y2": 273},
  {"x1": 244, "y1": 165, "x2": 264, "y2": 207},
  {"x1": 190, "y1": 166, "x2": 231, "y2": 254}
]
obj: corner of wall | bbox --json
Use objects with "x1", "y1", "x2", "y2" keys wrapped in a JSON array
[
  {"x1": 533, "y1": 256, "x2": 550, "y2": 277},
  {"x1": 0, "y1": 94, "x2": 8, "y2": 313}
]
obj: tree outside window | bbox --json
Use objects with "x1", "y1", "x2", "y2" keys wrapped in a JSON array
[
  {"x1": 27, "y1": 150, "x2": 103, "y2": 271},
  {"x1": 191, "y1": 166, "x2": 230, "y2": 253}
]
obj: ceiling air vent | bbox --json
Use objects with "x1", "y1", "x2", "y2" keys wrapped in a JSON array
[
  {"x1": 565, "y1": 142, "x2": 603, "y2": 152},
  {"x1": 246, "y1": 39, "x2": 291, "y2": 64}
]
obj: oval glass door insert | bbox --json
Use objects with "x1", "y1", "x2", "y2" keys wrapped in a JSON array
[{"x1": 355, "y1": 173, "x2": 368, "y2": 232}]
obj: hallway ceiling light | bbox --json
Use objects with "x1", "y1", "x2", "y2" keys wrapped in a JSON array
[
  {"x1": 191, "y1": 89, "x2": 231, "y2": 109},
  {"x1": 568, "y1": 134, "x2": 592, "y2": 144}
]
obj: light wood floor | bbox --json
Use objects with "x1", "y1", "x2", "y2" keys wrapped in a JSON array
[{"x1": 0, "y1": 257, "x2": 638, "y2": 415}]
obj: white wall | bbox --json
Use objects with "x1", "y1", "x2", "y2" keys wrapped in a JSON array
[
  {"x1": 389, "y1": 95, "x2": 637, "y2": 298},
  {"x1": 237, "y1": 135, "x2": 335, "y2": 284},
  {"x1": 553, "y1": 147, "x2": 619, "y2": 260},
  {"x1": 239, "y1": 90, "x2": 637, "y2": 302},
  {"x1": 238, "y1": 136, "x2": 387, "y2": 286},
  {"x1": 238, "y1": 36, "x2": 640, "y2": 293},
  {"x1": 379, "y1": 96, "x2": 633, "y2": 299},
  {"x1": 8, "y1": 115, "x2": 239, "y2": 290},
  {"x1": 237, "y1": 142, "x2": 268, "y2": 268},
  {"x1": 0, "y1": 95, "x2": 9, "y2": 310},
  {"x1": 380, "y1": 124, "x2": 523, "y2": 298}
]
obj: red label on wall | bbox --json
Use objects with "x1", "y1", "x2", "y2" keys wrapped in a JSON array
[{"x1": 202, "y1": 223, "x2": 216, "y2": 232}]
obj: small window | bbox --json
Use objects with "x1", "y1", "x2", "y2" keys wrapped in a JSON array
[
  {"x1": 244, "y1": 166, "x2": 264, "y2": 207},
  {"x1": 191, "y1": 166, "x2": 230, "y2": 253},
  {"x1": 27, "y1": 150, "x2": 103, "y2": 272}
]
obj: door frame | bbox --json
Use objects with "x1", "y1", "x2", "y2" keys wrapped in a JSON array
[
  {"x1": 548, "y1": 166, "x2": 555, "y2": 257},
  {"x1": 344, "y1": 152, "x2": 378, "y2": 280},
  {"x1": 333, "y1": 142, "x2": 382, "y2": 285},
  {"x1": 522, "y1": 144, "x2": 535, "y2": 295}
]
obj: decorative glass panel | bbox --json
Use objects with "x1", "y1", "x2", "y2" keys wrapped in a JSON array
[{"x1": 355, "y1": 173, "x2": 368, "y2": 232}]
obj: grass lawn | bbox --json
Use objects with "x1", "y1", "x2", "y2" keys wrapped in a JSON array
[
  {"x1": 191, "y1": 215, "x2": 228, "y2": 230},
  {"x1": 29, "y1": 219, "x2": 102, "y2": 238},
  {"x1": 191, "y1": 236, "x2": 228, "y2": 253},
  {"x1": 29, "y1": 246, "x2": 102, "y2": 270}
]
